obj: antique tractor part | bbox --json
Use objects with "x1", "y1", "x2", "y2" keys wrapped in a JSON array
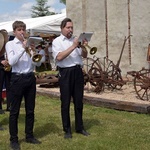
[
  {"x1": 127, "y1": 68, "x2": 150, "y2": 101},
  {"x1": 83, "y1": 56, "x2": 126, "y2": 93},
  {"x1": 134, "y1": 68, "x2": 150, "y2": 101},
  {"x1": 83, "y1": 36, "x2": 130, "y2": 93},
  {"x1": 36, "y1": 73, "x2": 59, "y2": 88}
]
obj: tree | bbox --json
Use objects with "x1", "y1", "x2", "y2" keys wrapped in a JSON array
[
  {"x1": 31, "y1": 0, "x2": 55, "y2": 18},
  {"x1": 60, "y1": 0, "x2": 66, "y2": 5}
]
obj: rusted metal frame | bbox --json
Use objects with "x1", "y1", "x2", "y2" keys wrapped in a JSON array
[
  {"x1": 128, "y1": 0, "x2": 132, "y2": 65},
  {"x1": 105, "y1": 0, "x2": 109, "y2": 58},
  {"x1": 116, "y1": 35, "x2": 131, "y2": 68}
]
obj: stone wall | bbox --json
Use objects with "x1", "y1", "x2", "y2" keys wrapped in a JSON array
[{"x1": 66, "y1": 0, "x2": 150, "y2": 76}]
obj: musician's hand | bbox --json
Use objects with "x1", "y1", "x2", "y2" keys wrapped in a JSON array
[
  {"x1": 1, "y1": 60, "x2": 9, "y2": 67},
  {"x1": 22, "y1": 40, "x2": 27, "y2": 49},
  {"x1": 82, "y1": 39, "x2": 88, "y2": 46},
  {"x1": 73, "y1": 37, "x2": 79, "y2": 48},
  {"x1": 30, "y1": 43, "x2": 35, "y2": 51}
]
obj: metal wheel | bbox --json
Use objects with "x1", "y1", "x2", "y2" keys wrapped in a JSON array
[
  {"x1": 83, "y1": 57, "x2": 103, "y2": 93},
  {"x1": 103, "y1": 57, "x2": 125, "y2": 90},
  {"x1": 134, "y1": 68, "x2": 150, "y2": 101},
  {"x1": 88, "y1": 67, "x2": 104, "y2": 93}
]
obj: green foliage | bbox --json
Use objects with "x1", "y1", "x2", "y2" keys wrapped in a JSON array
[
  {"x1": 1, "y1": 95, "x2": 150, "y2": 150},
  {"x1": 31, "y1": 0, "x2": 55, "y2": 18},
  {"x1": 60, "y1": 0, "x2": 66, "y2": 5}
]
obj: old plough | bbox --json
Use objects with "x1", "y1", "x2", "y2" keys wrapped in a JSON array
[{"x1": 83, "y1": 36, "x2": 131, "y2": 93}]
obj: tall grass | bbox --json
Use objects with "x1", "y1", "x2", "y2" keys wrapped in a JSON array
[{"x1": 0, "y1": 94, "x2": 150, "y2": 150}]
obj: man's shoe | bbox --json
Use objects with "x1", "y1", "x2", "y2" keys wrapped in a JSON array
[
  {"x1": 64, "y1": 132, "x2": 72, "y2": 139},
  {"x1": 26, "y1": 137, "x2": 41, "y2": 144},
  {"x1": 76, "y1": 130, "x2": 90, "y2": 136},
  {"x1": 10, "y1": 142, "x2": 20, "y2": 150},
  {"x1": 0, "y1": 109, "x2": 5, "y2": 114}
]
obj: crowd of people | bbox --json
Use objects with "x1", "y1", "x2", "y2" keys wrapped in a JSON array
[{"x1": 0, "y1": 17, "x2": 90, "y2": 150}]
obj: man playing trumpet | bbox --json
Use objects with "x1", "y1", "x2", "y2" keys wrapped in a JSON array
[
  {"x1": 52, "y1": 18, "x2": 90, "y2": 139},
  {"x1": 5, "y1": 20, "x2": 41, "y2": 150}
]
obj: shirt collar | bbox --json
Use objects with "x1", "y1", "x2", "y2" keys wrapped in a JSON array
[
  {"x1": 60, "y1": 34, "x2": 74, "y2": 41},
  {"x1": 14, "y1": 37, "x2": 21, "y2": 44}
]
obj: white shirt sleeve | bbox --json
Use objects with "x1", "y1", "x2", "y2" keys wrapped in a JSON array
[{"x1": 5, "y1": 41, "x2": 25, "y2": 66}]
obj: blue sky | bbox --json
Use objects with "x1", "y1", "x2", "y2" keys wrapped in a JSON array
[{"x1": 0, "y1": 0, "x2": 66, "y2": 22}]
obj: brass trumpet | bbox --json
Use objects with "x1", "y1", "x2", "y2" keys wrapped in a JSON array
[
  {"x1": 80, "y1": 43, "x2": 97, "y2": 55},
  {"x1": 84, "y1": 44, "x2": 97, "y2": 55},
  {"x1": 27, "y1": 47, "x2": 42, "y2": 62},
  {"x1": 21, "y1": 34, "x2": 42, "y2": 62}
]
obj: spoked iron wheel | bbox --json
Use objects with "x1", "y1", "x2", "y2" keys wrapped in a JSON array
[
  {"x1": 83, "y1": 57, "x2": 103, "y2": 92},
  {"x1": 134, "y1": 69, "x2": 150, "y2": 101},
  {"x1": 88, "y1": 67, "x2": 104, "y2": 93},
  {"x1": 103, "y1": 57, "x2": 125, "y2": 90}
]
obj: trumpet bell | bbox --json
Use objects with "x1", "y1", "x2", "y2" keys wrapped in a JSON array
[
  {"x1": 90, "y1": 47, "x2": 97, "y2": 55},
  {"x1": 32, "y1": 54, "x2": 42, "y2": 62}
]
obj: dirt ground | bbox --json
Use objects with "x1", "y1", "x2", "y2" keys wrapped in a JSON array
[{"x1": 37, "y1": 81, "x2": 150, "y2": 105}]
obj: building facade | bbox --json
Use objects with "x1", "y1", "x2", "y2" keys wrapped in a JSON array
[{"x1": 66, "y1": 0, "x2": 150, "y2": 76}]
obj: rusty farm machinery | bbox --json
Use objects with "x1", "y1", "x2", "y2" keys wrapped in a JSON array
[
  {"x1": 82, "y1": 36, "x2": 131, "y2": 93},
  {"x1": 126, "y1": 44, "x2": 150, "y2": 101}
]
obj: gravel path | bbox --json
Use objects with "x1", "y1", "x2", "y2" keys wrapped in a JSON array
[{"x1": 37, "y1": 82, "x2": 150, "y2": 105}]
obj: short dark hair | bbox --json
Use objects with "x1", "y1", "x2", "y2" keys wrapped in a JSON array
[
  {"x1": 60, "y1": 18, "x2": 72, "y2": 29},
  {"x1": 12, "y1": 21, "x2": 26, "y2": 31}
]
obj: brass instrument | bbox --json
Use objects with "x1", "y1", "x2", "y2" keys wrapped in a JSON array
[
  {"x1": 4, "y1": 63, "x2": 11, "y2": 72},
  {"x1": 21, "y1": 34, "x2": 42, "y2": 62},
  {"x1": 3, "y1": 54, "x2": 11, "y2": 72},
  {"x1": 30, "y1": 47, "x2": 42, "y2": 62},
  {"x1": 0, "y1": 29, "x2": 11, "y2": 71},
  {"x1": 84, "y1": 44, "x2": 97, "y2": 55},
  {"x1": 81, "y1": 43, "x2": 97, "y2": 55},
  {"x1": 26, "y1": 47, "x2": 42, "y2": 62}
]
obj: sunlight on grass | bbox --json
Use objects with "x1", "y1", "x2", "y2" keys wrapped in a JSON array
[{"x1": 1, "y1": 94, "x2": 150, "y2": 150}]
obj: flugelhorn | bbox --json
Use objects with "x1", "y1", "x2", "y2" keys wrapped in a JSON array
[
  {"x1": 30, "y1": 47, "x2": 42, "y2": 62},
  {"x1": 83, "y1": 44, "x2": 97, "y2": 55},
  {"x1": 79, "y1": 42, "x2": 97, "y2": 55},
  {"x1": 21, "y1": 34, "x2": 42, "y2": 62}
]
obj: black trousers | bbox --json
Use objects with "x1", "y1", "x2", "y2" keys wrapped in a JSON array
[
  {"x1": 9, "y1": 72, "x2": 36, "y2": 142},
  {"x1": 59, "y1": 65, "x2": 84, "y2": 133},
  {"x1": 0, "y1": 68, "x2": 11, "y2": 110}
]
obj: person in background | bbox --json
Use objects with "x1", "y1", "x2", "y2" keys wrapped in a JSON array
[
  {"x1": 36, "y1": 45, "x2": 47, "y2": 70},
  {"x1": 0, "y1": 54, "x2": 11, "y2": 113},
  {"x1": 52, "y1": 18, "x2": 90, "y2": 139},
  {"x1": 0, "y1": 29, "x2": 11, "y2": 113},
  {"x1": 47, "y1": 42, "x2": 55, "y2": 70},
  {"x1": 5, "y1": 20, "x2": 41, "y2": 150}
]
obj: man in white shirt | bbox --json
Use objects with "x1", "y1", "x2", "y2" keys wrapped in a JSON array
[
  {"x1": 5, "y1": 20, "x2": 41, "y2": 150},
  {"x1": 36, "y1": 45, "x2": 47, "y2": 70},
  {"x1": 52, "y1": 18, "x2": 90, "y2": 139},
  {"x1": 48, "y1": 42, "x2": 55, "y2": 70}
]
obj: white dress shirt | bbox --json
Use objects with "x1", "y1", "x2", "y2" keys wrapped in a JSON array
[
  {"x1": 52, "y1": 34, "x2": 83, "y2": 68},
  {"x1": 38, "y1": 49, "x2": 46, "y2": 63},
  {"x1": 5, "y1": 37, "x2": 41, "y2": 73}
]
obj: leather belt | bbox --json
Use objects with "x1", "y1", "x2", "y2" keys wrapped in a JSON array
[{"x1": 12, "y1": 72, "x2": 34, "y2": 77}]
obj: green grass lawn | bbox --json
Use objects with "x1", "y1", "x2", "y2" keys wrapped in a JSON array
[{"x1": 1, "y1": 94, "x2": 150, "y2": 150}]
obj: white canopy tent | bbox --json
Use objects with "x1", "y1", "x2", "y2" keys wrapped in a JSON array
[{"x1": 0, "y1": 13, "x2": 66, "y2": 36}]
